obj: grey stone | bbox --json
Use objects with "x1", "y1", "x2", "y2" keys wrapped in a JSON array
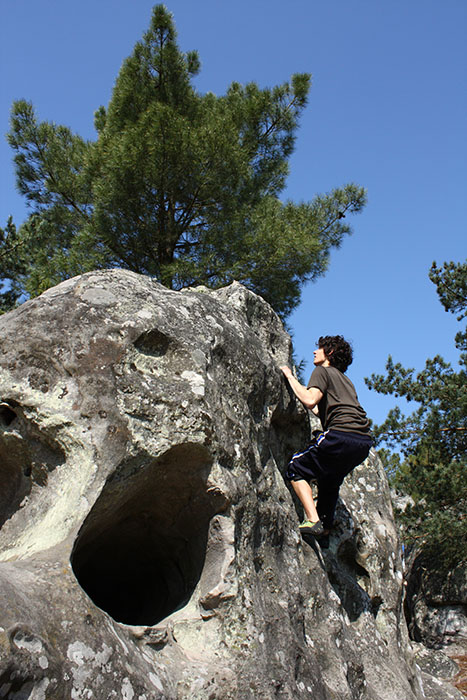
[
  {"x1": 413, "y1": 643, "x2": 459, "y2": 680},
  {"x1": 405, "y1": 555, "x2": 467, "y2": 654},
  {"x1": 418, "y1": 670, "x2": 465, "y2": 700},
  {"x1": 0, "y1": 270, "x2": 462, "y2": 699}
]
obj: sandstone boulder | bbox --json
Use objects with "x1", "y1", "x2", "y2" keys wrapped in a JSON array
[{"x1": 0, "y1": 270, "x2": 461, "y2": 699}]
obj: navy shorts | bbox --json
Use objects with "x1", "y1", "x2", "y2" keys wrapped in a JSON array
[
  {"x1": 286, "y1": 429, "x2": 373, "y2": 483},
  {"x1": 286, "y1": 429, "x2": 373, "y2": 529}
]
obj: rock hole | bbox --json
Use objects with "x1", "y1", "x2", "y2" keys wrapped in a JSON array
[
  {"x1": 0, "y1": 403, "x2": 17, "y2": 427},
  {"x1": 134, "y1": 329, "x2": 172, "y2": 357},
  {"x1": 370, "y1": 595, "x2": 383, "y2": 617},
  {"x1": 70, "y1": 443, "x2": 226, "y2": 626}
]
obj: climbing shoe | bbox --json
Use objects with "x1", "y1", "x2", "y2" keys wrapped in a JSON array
[
  {"x1": 315, "y1": 533, "x2": 330, "y2": 549},
  {"x1": 299, "y1": 519, "x2": 324, "y2": 536}
]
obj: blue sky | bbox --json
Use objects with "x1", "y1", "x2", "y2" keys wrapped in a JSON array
[{"x1": 1, "y1": 0, "x2": 466, "y2": 425}]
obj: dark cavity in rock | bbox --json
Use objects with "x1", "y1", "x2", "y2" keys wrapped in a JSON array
[
  {"x1": 71, "y1": 442, "x2": 226, "y2": 626},
  {"x1": 0, "y1": 402, "x2": 17, "y2": 427},
  {"x1": 134, "y1": 328, "x2": 172, "y2": 357}
]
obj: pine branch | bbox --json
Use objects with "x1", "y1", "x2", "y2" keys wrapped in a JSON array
[
  {"x1": 259, "y1": 93, "x2": 300, "y2": 142},
  {"x1": 0, "y1": 237, "x2": 26, "y2": 261},
  {"x1": 31, "y1": 130, "x2": 89, "y2": 221}
]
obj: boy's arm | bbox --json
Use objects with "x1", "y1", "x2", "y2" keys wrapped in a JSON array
[{"x1": 280, "y1": 366, "x2": 323, "y2": 410}]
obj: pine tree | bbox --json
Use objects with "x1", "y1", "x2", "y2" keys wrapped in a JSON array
[
  {"x1": 365, "y1": 260, "x2": 467, "y2": 569},
  {"x1": 3, "y1": 5, "x2": 366, "y2": 317}
]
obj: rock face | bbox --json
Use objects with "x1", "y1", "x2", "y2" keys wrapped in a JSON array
[
  {"x1": 0, "y1": 269, "x2": 462, "y2": 699},
  {"x1": 405, "y1": 557, "x2": 467, "y2": 653}
]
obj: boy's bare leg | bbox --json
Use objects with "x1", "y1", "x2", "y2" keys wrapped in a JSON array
[{"x1": 291, "y1": 479, "x2": 320, "y2": 522}]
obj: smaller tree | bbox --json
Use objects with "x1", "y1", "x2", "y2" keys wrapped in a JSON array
[{"x1": 365, "y1": 261, "x2": 467, "y2": 569}]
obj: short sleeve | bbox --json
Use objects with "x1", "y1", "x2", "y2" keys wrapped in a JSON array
[{"x1": 307, "y1": 366, "x2": 328, "y2": 393}]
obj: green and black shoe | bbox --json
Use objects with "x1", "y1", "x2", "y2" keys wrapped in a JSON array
[{"x1": 299, "y1": 519, "x2": 324, "y2": 536}]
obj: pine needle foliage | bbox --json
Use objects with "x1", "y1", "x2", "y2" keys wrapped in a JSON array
[
  {"x1": 366, "y1": 261, "x2": 467, "y2": 570},
  {"x1": 2, "y1": 5, "x2": 366, "y2": 316}
]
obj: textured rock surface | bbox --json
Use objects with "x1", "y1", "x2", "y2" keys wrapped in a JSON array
[
  {"x1": 405, "y1": 557, "x2": 467, "y2": 654},
  {"x1": 0, "y1": 269, "x2": 462, "y2": 699}
]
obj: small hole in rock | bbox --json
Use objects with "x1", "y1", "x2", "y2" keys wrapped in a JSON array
[
  {"x1": 0, "y1": 404, "x2": 17, "y2": 427},
  {"x1": 134, "y1": 329, "x2": 172, "y2": 357},
  {"x1": 370, "y1": 595, "x2": 383, "y2": 617}
]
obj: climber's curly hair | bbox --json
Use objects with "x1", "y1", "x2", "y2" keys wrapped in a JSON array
[{"x1": 318, "y1": 335, "x2": 353, "y2": 374}]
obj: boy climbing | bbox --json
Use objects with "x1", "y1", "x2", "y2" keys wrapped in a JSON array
[{"x1": 280, "y1": 335, "x2": 373, "y2": 539}]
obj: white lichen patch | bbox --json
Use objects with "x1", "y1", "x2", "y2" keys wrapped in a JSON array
[
  {"x1": 67, "y1": 641, "x2": 114, "y2": 698},
  {"x1": 38, "y1": 655, "x2": 49, "y2": 669},
  {"x1": 30, "y1": 677, "x2": 50, "y2": 700},
  {"x1": 181, "y1": 370, "x2": 205, "y2": 396},
  {"x1": 121, "y1": 677, "x2": 135, "y2": 700},
  {"x1": 67, "y1": 640, "x2": 112, "y2": 668},
  {"x1": 136, "y1": 309, "x2": 153, "y2": 320}
]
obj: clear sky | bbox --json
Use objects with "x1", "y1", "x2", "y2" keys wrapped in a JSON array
[{"x1": 1, "y1": 0, "x2": 466, "y2": 425}]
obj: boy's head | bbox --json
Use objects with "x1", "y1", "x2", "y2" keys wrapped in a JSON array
[{"x1": 318, "y1": 335, "x2": 353, "y2": 373}]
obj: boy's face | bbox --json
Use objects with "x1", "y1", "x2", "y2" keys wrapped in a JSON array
[{"x1": 313, "y1": 346, "x2": 328, "y2": 366}]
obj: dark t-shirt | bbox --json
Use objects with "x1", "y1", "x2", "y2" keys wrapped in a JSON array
[{"x1": 307, "y1": 365, "x2": 370, "y2": 435}]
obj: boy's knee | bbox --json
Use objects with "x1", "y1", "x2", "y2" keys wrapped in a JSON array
[{"x1": 285, "y1": 466, "x2": 304, "y2": 482}]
